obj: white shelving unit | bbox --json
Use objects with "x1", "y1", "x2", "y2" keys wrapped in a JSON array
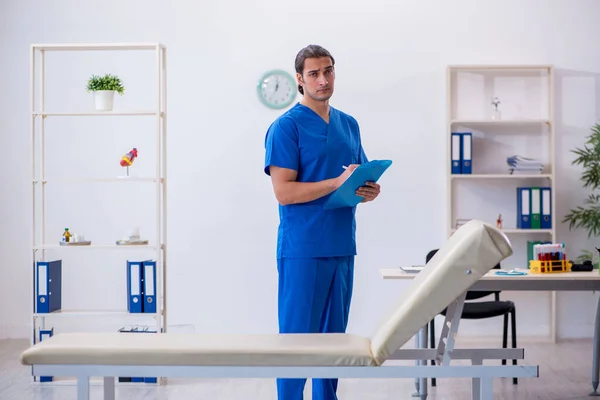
[
  {"x1": 29, "y1": 43, "x2": 167, "y2": 383},
  {"x1": 446, "y1": 65, "x2": 557, "y2": 342}
]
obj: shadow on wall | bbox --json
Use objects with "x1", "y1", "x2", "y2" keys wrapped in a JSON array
[{"x1": 553, "y1": 67, "x2": 600, "y2": 256}]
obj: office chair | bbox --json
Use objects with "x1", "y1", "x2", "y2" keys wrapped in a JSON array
[{"x1": 426, "y1": 248, "x2": 518, "y2": 386}]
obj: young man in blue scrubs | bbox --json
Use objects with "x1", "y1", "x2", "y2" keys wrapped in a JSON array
[{"x1": 264, "y1": 44, "x2": 380, "y2": 400}]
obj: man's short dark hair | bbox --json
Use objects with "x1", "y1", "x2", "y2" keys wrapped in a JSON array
[{"x1": 294, "y1": 44, "x2": 335, "y2": 95}]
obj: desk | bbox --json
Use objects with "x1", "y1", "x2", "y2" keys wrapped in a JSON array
[{"x1": 380, "y1": 269, "x2": 600, "y2": 397}]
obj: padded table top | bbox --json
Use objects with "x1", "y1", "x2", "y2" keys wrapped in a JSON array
[
  {"x1": 21, "y1": 221, "x2": 512, "y2": 369},
  {"x1": 20, "y1": 332, "x2": 376, "y2": 367}
]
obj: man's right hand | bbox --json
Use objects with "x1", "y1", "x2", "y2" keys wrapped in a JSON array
[
  {"x1": 335, "y1": 164, "x2": 359, "y2": 189},
  {"x1": 269, "y1": 164, "x2": 360, "y2": 206}
]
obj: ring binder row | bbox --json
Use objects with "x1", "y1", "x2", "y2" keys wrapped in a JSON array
[
  {"x1": 450, "y1": 132, "x2": 472, "y2": 174},
  {"x1": 517, "y1": 186, "x2": 552, "y2": 229},
  {"x1": 33, "y1": 259, "x2": 157, "y2": 315},
  {"x1": 126, "y1": 260, "x2": 157, "y2": 314}
]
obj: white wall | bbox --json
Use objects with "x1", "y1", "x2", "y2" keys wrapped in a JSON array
[{"x1": 2, "y1": 0, "x2": 600, "y2": 342}]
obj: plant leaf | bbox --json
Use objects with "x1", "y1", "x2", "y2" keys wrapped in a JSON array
[
  {"x1": 565, "y1": 123, "x2": 600, "y2": 238},
  {"x1": 86, "y1": 73, "x2": 125, "y2": 95}
]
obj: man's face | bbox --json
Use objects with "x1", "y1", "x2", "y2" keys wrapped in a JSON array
[{"x1": 297, "y1": 57, "x2": 335, "y2": 102}]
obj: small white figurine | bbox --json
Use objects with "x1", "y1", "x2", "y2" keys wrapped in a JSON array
[{"x1": 491, "y1": 97, "x2": 501, "y2": 120}]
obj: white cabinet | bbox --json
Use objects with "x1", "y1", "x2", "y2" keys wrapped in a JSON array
[
  {"x1": 446, "y1": 65, "x2": 557, "y2": 340},
  {"x1": 30, "y1": 43, "x2": 168, "y2": 383}
]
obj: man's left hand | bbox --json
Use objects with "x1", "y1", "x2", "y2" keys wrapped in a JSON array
[{"x1": 357, "y1": 181, "x2": 380, "y2": 203}]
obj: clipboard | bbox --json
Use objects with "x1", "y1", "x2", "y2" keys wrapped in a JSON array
[{"x1": 323, "y1": 159, "x2": 392, "y2": 210}]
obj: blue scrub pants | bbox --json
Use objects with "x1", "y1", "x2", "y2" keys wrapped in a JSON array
[{"x1": 277, "y1": 256, "x2": 355, "y2": 400}]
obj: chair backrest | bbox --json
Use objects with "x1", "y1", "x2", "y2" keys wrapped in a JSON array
[
  {"x1": 426, "y1": 248, "x2": 501, "y2": 301},
  {"x1": 368, "y1": 219, "x2": 512, "y2": 365}
]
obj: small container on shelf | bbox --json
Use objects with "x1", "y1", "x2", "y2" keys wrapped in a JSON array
[
  {"x1": 116, "y1": 227, "x2": 149, "y2": 246},
  {"x1": 61, "y1": 228, "x2": 71, "y2": 243},
  {"x1": 60, "y1": 230, "x2": 91, "y2": 246}
]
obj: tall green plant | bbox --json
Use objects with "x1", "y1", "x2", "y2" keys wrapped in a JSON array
[{"x1": 563, "y1": 123, "x2": 600, "y2": 238}]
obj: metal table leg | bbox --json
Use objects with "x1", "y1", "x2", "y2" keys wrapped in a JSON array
[
  {"x1": 413, "y1": 292, "x2": 465, "y2": 400},
  {"x1": 104, "y1": 376, "x2": 115, "y2": 400},
  {"x1": 591, "y1": 294, "x2": 600, "y2": 396},
  {"x1": 77, "y1": 375, "x2": 90, "y2": 400},
  {"x1": 414, "y1": 330, "x2": 420, "y2": 396},
  {"x1": 412, "y1": 325, "x2": 428, "y2": 399},
  {"x1": 419, "y1": 325, "x2": 428, "y2": 399}
]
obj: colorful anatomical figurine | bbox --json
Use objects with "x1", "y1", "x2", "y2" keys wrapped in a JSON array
[
  {"x1": 120, "y1": 148, "x2": 138, "y2": 176},
  {"x1": 120, "y1": 148, "x2": 138, "y2": 167}
]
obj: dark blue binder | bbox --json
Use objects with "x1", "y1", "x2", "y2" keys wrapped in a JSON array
[
  {"x1": 461, "y1": 132, "x2": 472, "y2": 174},
  {"x1": 517, "y1": 187, "x2": 531, "y2": 229},
  {"x1": 142, "y1": 260, "x2": 156, "y2": 313},
  {"x1": 323, "y1": 159, "x2": 392, "y2": 210},
  {"x1": 127, "y1": 261, "x2": 143, "y2": 313},
  {"x1": 451, "y1": 132, "x2": 462, "y2": 174},
  {"x1": 541, "y1": 187, "x2": 552, "y2": 229},
  {"x1": 36, "y1": 260, "x2": 62, "y2": 314}
]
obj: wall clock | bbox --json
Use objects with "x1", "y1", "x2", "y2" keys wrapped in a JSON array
[{"x1": 257, "y1": 69, "x2": 297, "y2": 109}]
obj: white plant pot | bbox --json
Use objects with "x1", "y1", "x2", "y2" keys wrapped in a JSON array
[{"x1": 93, "y1": 90, "x2": 115, "y2": 111}]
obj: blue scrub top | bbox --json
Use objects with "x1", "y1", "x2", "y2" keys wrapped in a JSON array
[{"x1": 264, "y1": 103, "x2": 368, "y2": 259}]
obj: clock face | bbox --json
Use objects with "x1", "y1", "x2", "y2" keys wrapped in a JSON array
[{"x1": 257, "y1": 70, "x2": 297, "y2": 109}]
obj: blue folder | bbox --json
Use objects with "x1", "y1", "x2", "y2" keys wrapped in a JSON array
[{"x1": 323, "y1": 159, "x2": 392, "y2": 210}]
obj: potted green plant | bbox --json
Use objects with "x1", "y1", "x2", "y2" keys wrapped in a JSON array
[
  {"x1": 86, "y1": 73, "x2": 125, "y2": 111},
  {"x1": 563, "y1": 123, "x2": 600, "y2": 267}
]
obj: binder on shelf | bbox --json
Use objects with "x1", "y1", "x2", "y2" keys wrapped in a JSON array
[
  {"x1": 127, "y1": 261, "x2": 143, "y2": 313},
  {"x1": 451, "y1": 133, "x2": 461, "y2": 174},
  {"x1": 38, "y1": 327, "x2": 54, "y2": 381},
  {"x1": 541, "y1": 187, "x2": 552, "y2": 229},
  {"x1": 461, "y1": 132, "x2": 472, "y2": 174},
  {"x1": 36, "y1": 260, "x2": 62, "y2": 314},
  {"x1": 516, "y1": 187, "x2": 531, "y2": 229},
  {"x1": 517, "y1": 187, "x2": 551, "y2": 230},
  {"x1": 530, "y1": 187, "x2": 541, "y2": 229},
  {"x1": 142, "y1": 260, "x2": 156, "y2": 313}
]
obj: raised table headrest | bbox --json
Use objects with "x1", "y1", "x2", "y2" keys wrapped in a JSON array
[{"x1": 369, "y1": 219, "x2": 512, "y2": 365}]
